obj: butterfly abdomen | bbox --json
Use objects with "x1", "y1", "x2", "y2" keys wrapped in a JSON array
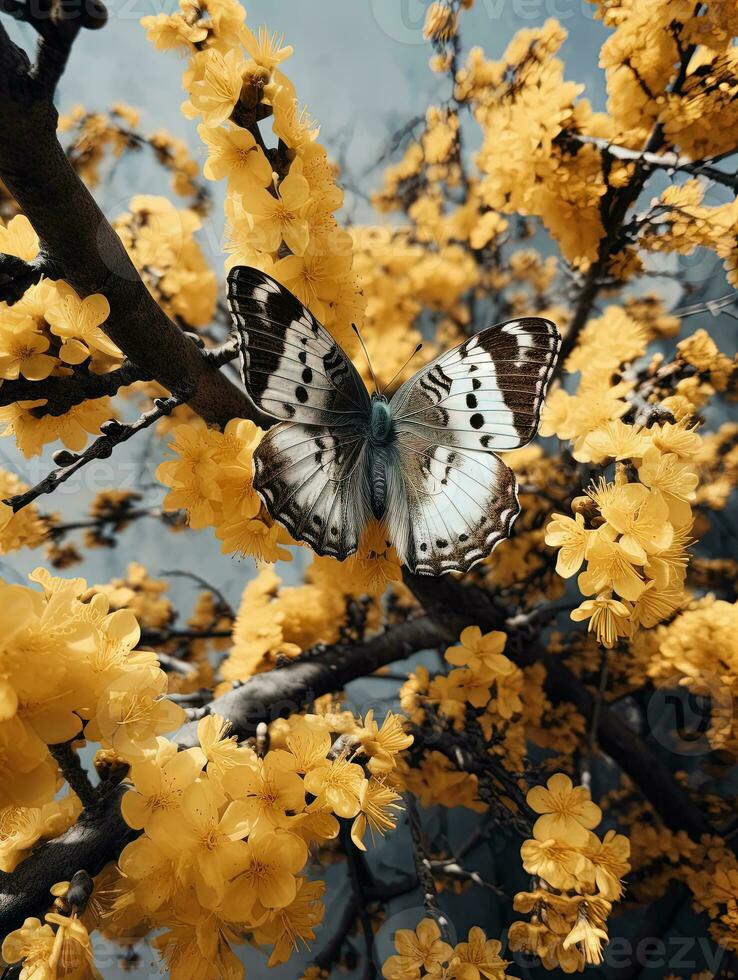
[{"x1": 368, "y1": 397, "x2": 395, "y2": 519}]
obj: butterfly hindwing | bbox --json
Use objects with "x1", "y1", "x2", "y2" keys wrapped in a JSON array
[
  {"x1": 390, "y1": 317, "x2": 560, "y2": 451},
  {"x1": 384, "y1": 430, "x2": 520, "y2": 575},
  {"x1": 253, "y1": 421, "x2": 371, "y2": 560},
  {"x1": 227, "y1": 266, "x2": 370, "y2": 424}
]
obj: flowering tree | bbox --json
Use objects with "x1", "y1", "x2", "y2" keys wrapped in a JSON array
[{"x1": 0, "y1": 0, "x2": 736, "y2": 977}]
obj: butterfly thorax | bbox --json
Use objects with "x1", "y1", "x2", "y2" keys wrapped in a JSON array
[{"x1": 368, "y1": 395, "x2": 395, "y2": 519}]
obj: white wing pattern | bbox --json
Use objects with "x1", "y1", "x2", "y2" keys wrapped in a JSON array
[
  {"x1": 227, "y1": 266, "x2": 370, "y2": 424},
  {"x1": 253, "y1": 422, "x2": 371, "y2": 560},
  {"x1": 386, "y1": 318, "x2": 560, "y2": 575},
  {"x1": 228, "y1": 266, "x2": 372, "y2": 561},
  {"x1": 228, "y1": 265, "x2": 560, "y2": 575}
]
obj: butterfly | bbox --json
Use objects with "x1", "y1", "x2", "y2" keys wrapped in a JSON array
[{"x1": 227, "y1": 266, "x2": 561, "y2": 576}]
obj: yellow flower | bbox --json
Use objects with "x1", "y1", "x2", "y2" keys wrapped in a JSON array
[
  {"x1": 582, "y1": 830, "x2": 630, "y2": 900},
  {"x1": 45, "y1": 289, "x2": 120, "y2": 363},
  {"x1": 216, "y1": 508, "x2": 292, "y2": 563},
  {"x1": 638, "y1": 446, "x2": 698, "y2": 528},
  {"x1": 196, "y1": 713, "x2": 244, "y2": 789},
  {"x1": 578, "y1": 529, "x2": 646, "y2": 601},
  {"x1": 1, "y1": 917, "x2": 55, "y2": 977},
  {"x1": 351, "y1": 777, "x2": 403, "y2": 850},
  {"x1": 0, "y1": 214, "x2": 39, "y2": 260},
  {"x1": 222, "y1": 752, "x2": 306, "y2": 830},
  {"x1": 0, "y1": 313, "x2": 56, "y2": 381},
  {"x1": 571, "y1": 594, "x2": 632, "y2": 649},
  {"x1": 141, "y1": 11, "x2": 207, "y2": 51},
  {"x1": 562, "y1": 913, "x2": 609, "y2": 965},
  {"x1": 0, "y1": 805, "x2": 45, "y2": 872},
  {"x1": 544, "y1": 512, "x2": 589, "y2": 578},
  {"x1": 445, "y1": 627, "x2": 514, "y2": 677},
  {"x1": 237, "y1": 168, "x2": 311, "y2": 255},
  {"x1": 183, "y1": 47, "x2": 246, "y2": 125},
  {"x1": 85, "y1": 666, "x2": 185, "y2": 758},
  {"x1": 226, "y1": 828, "x2": 308, "y2": 912},
  {"x1": 44, "y1": 911, "x2": 99, "y2": 978},
  {"x1": 198, "y1": 123, "x2": 273, "y2": 194},
  {"x1": 251, "y1": 876, "x2": 325, "y2": 967},
  {"x1": 382, "y1": 918, "x2": 454, "y2": 979},
  {"x1": 453, "y1": 926, "x2": 509, "y2": 980},
  {"x1": 121, "y1": 740, "x2": 205, "y2": 832},
  {"x1": 147, "y1": 778, "x2": 251, "y2": 904},
  {"x1": 303, "y1": 756, "x2": 366, "y2": 818},
  {"x1": 520, "y1": 836, "x2": 588, "y2": 892},
  {"x1": 359, "y1": 710, "x2": 413, "y2": 773},
  {"x1": 527, "y1": 773, "x2": 602, "y2": 846},
  {"x1": 117, "y1": 835, "x2": 178, "y2": 914},
  {"x1": 597, "y1": 482, "x2": 673, "y2": 564},
  {"x1": 578, "y1": 420, "x2": 650, "y2": 463}
]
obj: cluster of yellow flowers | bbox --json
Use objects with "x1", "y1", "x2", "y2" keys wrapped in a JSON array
[
  {"x1": 0, "y1": 215, "x2": 120, "y2": 457},
  {"x1": 0, "y1": 567, "x2": 183, "y2": 871},
  {"x1": 460, "y1": 20, "x2": 614, "y2": 271},
  {"x1": 382, "y1": 919, "x2": 511, "y2": 980},
  {"x1": 643, "y1": 179, "x2": 738, "y2": 290},
  {"x1": 540, "y1": 304, "x2": 707, "y2": 647},
  {"x1": 402, "y1": 626, "x2": 528, "y2": 773},
  {"x1": 143, "y1": 0, "x2": 365, "y2": 354},
  {"x1": 156, "y1": 416, "x2": 289, "y2": 563},
  {"x1": 594, "y1": 0, "x2": 738, "y2": 155},
  {"x1": 111, "y1": 708, "x2": 410, "y2": 976},
  {"x1": 59, "y1": 103, "x2": 204, "y2": 204},
  {"x1": 641, "y1": 597, "x2": 738, "y2": 755},
  {"x1": 509, "y1": 774, "x2": 630, "y2": 970},
  {"x1": 113, "y1": 194, "x2": 217, "y2": 329}
]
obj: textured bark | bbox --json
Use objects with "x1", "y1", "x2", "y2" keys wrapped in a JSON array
[
  {"x1": 0, "y1": 784, "x2": 135, "y2": 937},
  {"x1": 176, "y1": 616, "x2": 443, "y2": 745},
  {"x1": 0, "y1": 21, "x2": 254, "y2": 427}
]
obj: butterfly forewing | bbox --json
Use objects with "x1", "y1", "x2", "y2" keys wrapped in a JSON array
[
  {"x1": 227, "y1": 266, "x2": 370, "y2": 424},
  {"x1": 385, "y1": 317, "x2": 560, "y2": 575},
  {"x1": 390, "y1": 317, "x2": 560, "y2": 451}
]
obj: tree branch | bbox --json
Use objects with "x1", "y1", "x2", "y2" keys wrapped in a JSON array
[
  {"x1": 176, "y1": 616, "x2": 442, "y2": 745},
  {"x1": 5, "y1": 393, "x2": 182, "y2": 513},
  {"x1": 0, "y1": 784, "x2": 134, "y2": 937},
  {"x1": 0, "y1": 10, "x2": 255, "y2": 428},
  {"x1": 0, "y1": 360, "x2": 148, "y2": 413}
]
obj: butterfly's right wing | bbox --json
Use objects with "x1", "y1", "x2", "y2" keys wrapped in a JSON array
[
  {"x1": 253, "y1": 422, "x2": 371, "y2": 560},
  {"x1": 227, "y1": 266, "x2": 370, "y2": 423}
]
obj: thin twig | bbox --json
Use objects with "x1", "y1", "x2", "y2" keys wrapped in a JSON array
[{"x1": 5, "y1": 394, "x2": 183, "y2": 513}]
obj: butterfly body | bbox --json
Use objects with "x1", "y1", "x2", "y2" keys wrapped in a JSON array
[
  {"x1": 368, "y1": 395, "x2": 395, "y2": 519},
  {"x1": 228, "y1": 266, "x2": 561, "y2": 576}
]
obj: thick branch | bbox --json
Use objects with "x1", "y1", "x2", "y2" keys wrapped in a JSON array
[
  {"x1": 0, "y1": 784, "x2": 134, "y2": 937},
  {"x1": 0, "y1": 19, "x2": 254, "y2": 428},
  {"x1": 177, "y1": 616, "x2": 442, "y2": 745}
]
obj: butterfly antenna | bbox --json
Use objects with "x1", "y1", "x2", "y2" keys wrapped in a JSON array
[
  {"x1": 352, "y1": 323, "x2": 381, "y2": 393},
  {"x1": 382, "y1": 342, "x2": 423, "y2": 394}
]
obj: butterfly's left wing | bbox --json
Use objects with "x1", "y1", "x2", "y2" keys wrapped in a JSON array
[
  {"x1": 385, "y1": 317, "x2": 560, "y2": 575},
  {"x1": 253, "y1": 421, "x2": 371, "y2": 560}
]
